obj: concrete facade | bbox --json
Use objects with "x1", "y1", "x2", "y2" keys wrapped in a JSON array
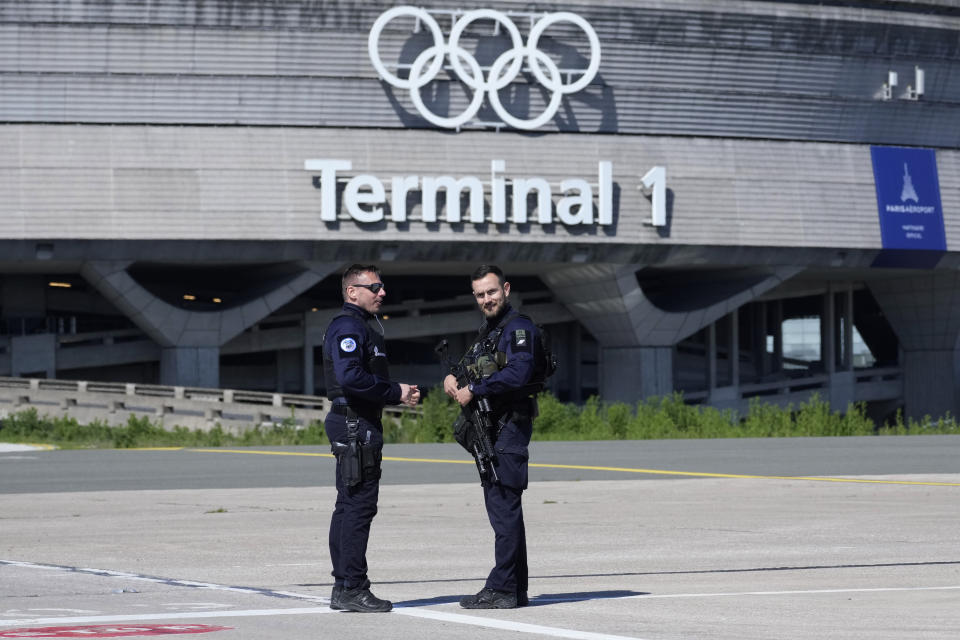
[{"x1": 2, "y1": 0, "x2": 960, "y2": 420}]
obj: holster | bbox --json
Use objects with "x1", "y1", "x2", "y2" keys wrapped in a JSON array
[{"x1": 330, "y1": 411, "x2": 382, "y2": 488}]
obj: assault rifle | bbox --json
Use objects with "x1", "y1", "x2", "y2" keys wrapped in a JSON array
[{"x1": 435, "y1": 339, "x2": 499, "y2": 484}]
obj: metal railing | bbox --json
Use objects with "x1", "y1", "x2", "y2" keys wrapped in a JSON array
[{"x1": 682, "y1": 366, "x2": 903, "y2": 410}]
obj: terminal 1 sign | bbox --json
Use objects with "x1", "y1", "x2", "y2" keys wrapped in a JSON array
[
  {"x1": 305, "y1": 159, "x2": 612, "y2": 225},
  {"x1": 304, "y1": 159, "x2": 667, "y2": 228}
]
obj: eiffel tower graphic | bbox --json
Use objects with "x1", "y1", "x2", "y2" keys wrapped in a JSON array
[{"x1": 900, "y1": 162, "x2": 919, "y2": 203}]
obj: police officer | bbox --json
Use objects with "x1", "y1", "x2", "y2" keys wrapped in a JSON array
[
  {"x1": 324, "y1": 264, "x2": 419, "y2": 613},
  {"x1": 443, "y1": 264, "x2": 543, "y2": 609}
]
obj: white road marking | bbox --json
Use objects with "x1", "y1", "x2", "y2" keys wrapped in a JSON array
[
  {"x1": 0, "y1": 561, "x2": 327, "y2": 604},
  {"x1": 156, "y1": 603, "x2": 235, "y2": 611},
  {"x1": 0, "y1": 444, "x2": 53, "y2": 452},
  {"x1": 628, "y1": 585, "x2": 960, "y2": 599},
  {"x1": 0, "y1": 608, "x2": 334, "y2": 627},
  {"x1": 393, "y1": 608, "x2": 649, "y2": 640},
  {"x1": 0, "y1": 608, "x2": 646, "y2": 640},
  {"x1": 4, "y1": 560, "x2": 959, "y2": 640}
]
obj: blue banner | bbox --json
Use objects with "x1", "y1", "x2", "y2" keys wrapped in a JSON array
[{"x1": 870, "y1": 146, "x2": 946, "y2": 251}]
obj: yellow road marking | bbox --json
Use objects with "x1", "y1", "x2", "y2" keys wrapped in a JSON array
[
  {"x1": 527, "y1": 462, "x2": 960, "y2": 486},
  {"x1": 191, "y1": 448, "x2": 331, "y2": 457},
  {"x1": 384, "y1": 456, "x2": 475, "y2": 465},
  {"x1": 181, "y1": 448, "x2": 960, "y2": 487}
]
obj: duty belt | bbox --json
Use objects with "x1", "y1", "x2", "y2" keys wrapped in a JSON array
[
  {"x1": 494, "y1": 396, "x2": 537, "y2": 424},
  {"x1": 329, "y1": 403, "x2": 382, "y2": 424}
]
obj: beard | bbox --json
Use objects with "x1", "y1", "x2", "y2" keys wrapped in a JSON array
[{"x1": 482, "y1": 298, "x2": 505, "y2": 319}]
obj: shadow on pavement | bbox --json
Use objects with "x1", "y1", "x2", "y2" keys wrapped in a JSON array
[{"x1": 394, "y1": 589, "x2": 648, "y2": 608}]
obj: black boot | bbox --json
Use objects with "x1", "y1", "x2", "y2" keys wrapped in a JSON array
[
  {"x1": 329, "y1": 584, "x2": 343, "y2": 610},
  {"x1": 459, "y1": 587, "x2": 517, "y2": 609},
  {"x1": 339, "y1": 587, "x2": 392, "y2": 613}
]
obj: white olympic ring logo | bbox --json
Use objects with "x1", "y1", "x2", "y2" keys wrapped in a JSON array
[{"x1": 368, "y1": 6, "x2": 601, "y2": 130}]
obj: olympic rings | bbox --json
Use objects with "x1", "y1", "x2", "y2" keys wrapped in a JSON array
[{"x1": 368, "y1": 6, "x2": 601, "y2": 130}]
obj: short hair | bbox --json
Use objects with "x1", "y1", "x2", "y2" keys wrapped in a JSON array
[
  {"x1": 341, "y1": 264, "x2": 381, "y2": 299},
  {"x1": 471, "y1": 264, "x2": 504, "y2": 285}
]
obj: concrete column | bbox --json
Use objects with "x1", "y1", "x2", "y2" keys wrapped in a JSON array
[
  {"x1": 707, "y1": 322, "x2": 717, "y2": 391},
  {"x1": 276, "y1": 349, "x2": 301, "y2": 393},
  {"x1": 730, "y1": 308, "x2": 740, "y2": 387},
  {"x1": 600, "y1": 346, "x2": 673, "y2": 402},
  {"x1": 542, "y1": 263, "x2": 803, "y2": 405},
  {"x1": 772, "y1": 300, "x2": 784, "y2": 374},
  {"x1": 544, "y1": 321, "x2": 579, "y2": 401},
  {"x1": 822, "y1": 289, "x2": 836, "y2": 374},
  {"x1": 303, "y1": 330, "x2": 316, "y2": 396},
  {"x1": 754, "y1": 302, "x2": 767, "y2": 380},
  {"x1": 843, "y1": 285, "x2": 854, "y2": 371},
  {"x1": 11, "y1": 334, "x2": 56, "y2": 378},
  {"x1": 565, "y1": 322, "x2": 583, "y2": 403},
  {"x1": 902, "y1": 350, "x2": 956, "y2": 420},
  {"x1": 868, "y1": 272, "x2": 960, "y2": 421},
  {"x1": 160, "y1": 347, "x2": 219, "y2": 388},
  {"x1": 82, "y1": 261, "x2": 338, "y2": 390},
  {"x1": 828, "y1": 285, "x2": 856, "y2": 409}
]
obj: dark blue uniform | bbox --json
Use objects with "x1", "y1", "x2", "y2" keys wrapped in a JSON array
[
  {"x1": 323, "y1": 302, "x2": 401, "y2": 592},
  {"x1": 464, "y1": 304, "x2": 539, "y2": 602}
]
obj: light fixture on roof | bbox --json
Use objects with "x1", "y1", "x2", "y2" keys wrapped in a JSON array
[
  {"x1": 907, "y1": 66, "x2": 924, "y2": 100},
  {"x1": 882, "y1": 70, "x2": 897, "y2": 101}
]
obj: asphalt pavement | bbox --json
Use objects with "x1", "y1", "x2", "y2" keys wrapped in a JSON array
[{"x1": 1, "y1": 436, "x2": 958, "y2": 640}]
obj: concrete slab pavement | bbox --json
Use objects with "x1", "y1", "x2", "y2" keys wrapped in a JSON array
[{"x1": 2, "y1": 472, "x2": 959, "y2": 639}]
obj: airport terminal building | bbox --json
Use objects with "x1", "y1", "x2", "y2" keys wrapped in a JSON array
[{"x1": 2, "y1": 0, "x2": 960, "y2": 421}]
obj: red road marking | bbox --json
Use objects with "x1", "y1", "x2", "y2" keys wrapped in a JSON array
[{"x1": 0, "y1": 624, "x2": 231, "y2": 638}]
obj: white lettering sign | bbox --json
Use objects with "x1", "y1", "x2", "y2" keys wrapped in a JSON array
[
  {"x1": 304, "y1": 160, "x2": 614, "y2": 226},
  {"x1": 641, "y1": 166, "x2": 667, "y2": 227}
]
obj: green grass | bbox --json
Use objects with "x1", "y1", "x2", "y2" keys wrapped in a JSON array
[
  {"x1": 1, "y1": 389, "x2": 958, "y2": 449},
  {"x1": 0, "y1": 409, "x2": 330, "y2": 449}
]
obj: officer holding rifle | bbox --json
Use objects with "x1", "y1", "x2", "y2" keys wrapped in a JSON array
[
  {"x1": 443, "y1": 264, "x2": 548, "y2": 609},
  {"x1": 323, "y1": 264, "x2": 420, "y2": 613}
]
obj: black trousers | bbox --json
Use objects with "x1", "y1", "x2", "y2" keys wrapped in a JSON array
[
  {"x1": 325, "y1": 413, "x2": 382, "y2": 590},
  {"x1": 482, "y1": 418, "x2": 531, "y2": 597}
]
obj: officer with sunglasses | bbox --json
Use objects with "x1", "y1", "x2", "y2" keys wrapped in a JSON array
[{"x1": 322, "y1": 264, "x2": 420, "y2": 612}]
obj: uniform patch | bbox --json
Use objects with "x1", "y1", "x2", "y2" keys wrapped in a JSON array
[
  {"x1": 339, "y1": 336, "x2": 359, "y2": 356},
  {"x1": 512, "y1": 329, "x2": 532, "y2": 352}
]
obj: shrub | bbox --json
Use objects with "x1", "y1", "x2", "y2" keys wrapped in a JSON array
[{"x1": 4, "y1": 391, "x2": 960, "y2": 448}]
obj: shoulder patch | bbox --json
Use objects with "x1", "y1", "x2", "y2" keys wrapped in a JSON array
[
  {"x1": 511, "y1": 328, "x2": 532, "y2": 353},
  {"x1": 338, "y1": 335, "x2": 360, "y2": 356}
]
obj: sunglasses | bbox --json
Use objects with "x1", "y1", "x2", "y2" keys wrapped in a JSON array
[{"x1": 351, "y1": 282, "x2": 385, "y2": 294}]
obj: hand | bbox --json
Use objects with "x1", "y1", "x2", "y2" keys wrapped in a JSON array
[
  {"x1": 454, "y1": 385, "x2": 474, "y2": 407},
  {"x1": 399, "y1": 383, "x2": 420, "y2": 407},
  {"x1": 443, "y1": 374, "x2": 459, "y2": 399}
]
